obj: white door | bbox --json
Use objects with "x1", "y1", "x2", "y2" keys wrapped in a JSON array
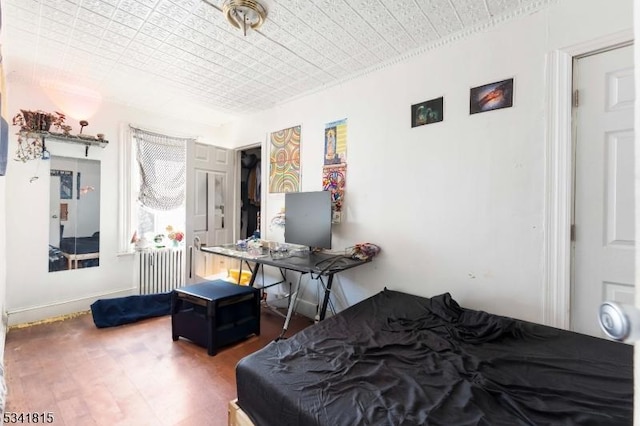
[
  {"x1": 185, "y1": 142, "x2": 234, "y2": 283},
  {"x1": 571, "y1": 44, "x2": 635, "y2": 337},
  {"x1": 49, "y1": 176, "x2": 61, "y2": 245}
]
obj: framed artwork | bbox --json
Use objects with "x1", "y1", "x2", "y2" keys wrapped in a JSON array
[
  {"x1": 51, "y1": 169, "x2": 73, "y2": 199},
  {"x1": 470, "y1": 78, "x2": 514, "y2": 114},
  {"x1": 411, "y1": 97, "x2": 443, "y2": 128},
  {"x1": 269, "y1": 125, "x2": 301, "y2": 193}
]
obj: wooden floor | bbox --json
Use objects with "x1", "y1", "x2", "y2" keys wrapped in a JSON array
[{"x1": 3, "y1": 308, "x2": 313, "y2": 426}]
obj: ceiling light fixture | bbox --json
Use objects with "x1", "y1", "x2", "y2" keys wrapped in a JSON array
[{"x1": 222, "y1": 0, "x2": 267, "y2": 36}]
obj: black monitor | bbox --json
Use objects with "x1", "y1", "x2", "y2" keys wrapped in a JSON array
[{"x1": 285, "y1": 191, "x2": 332, "y2": 250}]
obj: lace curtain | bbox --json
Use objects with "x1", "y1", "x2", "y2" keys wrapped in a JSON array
[{"x1": 130, "y1": 126, "x2": 192, "y2": 211}]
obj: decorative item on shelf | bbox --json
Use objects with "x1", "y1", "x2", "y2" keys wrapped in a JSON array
[
  {"x1": 12, "y1": 109, "x2": 72, "y2": 162},
  {"x1": 166, "y1": 225, "x2": 184, "y2": 248},
  {"x1": 12, "y1": 111, "x2": 108, "y2": 161},
  {"x1": 153, "y1": 233, "x2": 166, "y2": 248}
]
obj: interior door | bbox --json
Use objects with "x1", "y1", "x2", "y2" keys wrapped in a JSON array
[
  {"x1": 571, "y1": 44, "x2": 635, "y2": 337},
  {"x1": 186, "y1": 142, "x2": 234, "y2": 284}
]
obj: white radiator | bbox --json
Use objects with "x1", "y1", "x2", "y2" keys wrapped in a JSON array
[{"x1": 137, "y1": 248, "x2": 185, "y2": 294}]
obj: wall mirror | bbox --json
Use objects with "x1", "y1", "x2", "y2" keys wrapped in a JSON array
[{"x1": 48, "y1": 156, "x2": 101, "y2": 272}]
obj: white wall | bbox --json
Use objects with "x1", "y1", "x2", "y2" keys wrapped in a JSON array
[
  {"x1": 0, "y1": 0, "x2": 633, "y2": 325},
  {"x1": 225, "y1": 0, "x2": 634, "y2": 323},
  {"x1": 4, "y1": 83, "x2": 228, "y2": 325},
  {"x1": 0, "y1": 176, "x2": 6, "y2": 340}
]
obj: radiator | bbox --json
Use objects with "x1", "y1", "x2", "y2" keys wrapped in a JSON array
[{"x1": 137, "y1": 248, "x2": 185, "y2": 294}]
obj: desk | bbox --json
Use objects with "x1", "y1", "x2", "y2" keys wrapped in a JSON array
[{"x1": 201, "y1": 244, "x2": 370, "y2": 328}]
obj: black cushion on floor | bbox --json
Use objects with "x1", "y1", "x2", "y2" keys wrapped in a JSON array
[{"x1": 90, "y1": 292, "x2": 172, "y2": 328}]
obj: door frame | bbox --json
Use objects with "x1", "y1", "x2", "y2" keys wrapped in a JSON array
[{"x1": 543, "y1": 29, "x2": 634, "y2": 329}]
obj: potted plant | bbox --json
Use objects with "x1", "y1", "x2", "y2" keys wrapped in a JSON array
[{"x1": 12, "y1": 109, "x2": 73, "y2": 162}]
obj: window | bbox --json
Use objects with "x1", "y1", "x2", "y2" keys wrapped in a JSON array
[{"x1": 118, "y1": 125, "x2": 193, "y2": 253}]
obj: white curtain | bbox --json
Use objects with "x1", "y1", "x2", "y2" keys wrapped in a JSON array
[{"x1": 130, "y1": 126, "x2": 191, "y2": 211}]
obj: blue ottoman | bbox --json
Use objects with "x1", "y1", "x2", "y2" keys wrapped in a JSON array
[{"x1": 171, "y1": 280, "x2": 261, "y2": 355}]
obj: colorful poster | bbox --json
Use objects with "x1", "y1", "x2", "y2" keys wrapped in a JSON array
[
  {"x1": 323, "y1": 164, "x2": 346, "y2": 223},
  {"x1": 269, "y1": 125, "x2": 301, "y2": 193},
  {"x1": 324, "y1": 118, "x2": 347, "y2": 165},
  {"x1": 323, "y1": 118, "x2": 348, "y2": 223}
]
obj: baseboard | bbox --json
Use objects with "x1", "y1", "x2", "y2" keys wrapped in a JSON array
[{"x1": 7, "y1": 288, "x2": 137, "y2": 326}]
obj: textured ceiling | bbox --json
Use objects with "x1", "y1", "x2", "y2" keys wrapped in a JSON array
[{"x1": 1, "y1": 0, "x2": 551, "y2": 126}]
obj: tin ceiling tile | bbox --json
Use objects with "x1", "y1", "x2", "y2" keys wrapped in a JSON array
[{"x1": 3, "y1": 0, "x2": 554, "y2": 126}]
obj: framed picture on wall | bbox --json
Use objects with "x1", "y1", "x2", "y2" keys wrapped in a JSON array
[
  {"x1": 51, "y1": 169, "x2": 73, "y2": 199},
  {"x1": 411, "y1": 97, "x2": 444, "y2": 128},
  {"x1": 470, "y1": 78, "x2": 514, "y2": 114}
]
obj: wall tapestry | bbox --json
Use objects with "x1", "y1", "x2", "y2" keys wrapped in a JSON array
[
  {"x1": 323, "y1": 118, "x2": 347, "y2": 223},
  {"x1": 323, "y1": 163, "x2": 346, "y2": 224},
  {"x1": 51, "y1": 169, "x2": 73, "y2": 199},
  {"x1": 269, "y1": 125, "x2": 300, "y2": 193},
  {"x1": 411, "y1": 97, "x2": 444, "y2": 127},
  {"x1": 470, "y1": 78, "x2": 514, "y2": 114}
]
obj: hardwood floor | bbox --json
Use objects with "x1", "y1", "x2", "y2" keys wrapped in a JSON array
[{"x1": 3, "y1": 308, "x2": 313, "y2": 426}]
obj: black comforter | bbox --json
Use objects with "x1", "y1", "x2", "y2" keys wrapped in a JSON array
[
  {"x1": 59, "y1": 235, "x2": 99, "y2": 254},
  {"x1": 236, "y1": 289, "x2": 632, "y2": 425}
]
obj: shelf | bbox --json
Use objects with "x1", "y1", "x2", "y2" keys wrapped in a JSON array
[
  {"x1": 34, "y1": 131, "x2": 108, "y2": 148},
  {"x1": 20, "y1": 131, "x2": 108, "y2": 157}
]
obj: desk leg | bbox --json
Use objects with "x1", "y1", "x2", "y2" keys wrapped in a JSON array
[
  {"x1": 277, "y1": 276, "x2": 299, "y2": 341},
  {"x1": 319, "y1": 274, "x2": 334, "y2": 321},
  {"x1": 249, "y1": 263, "x2": 261, "y2": 287}
]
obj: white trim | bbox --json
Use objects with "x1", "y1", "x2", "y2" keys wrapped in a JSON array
[
  {"x1": 117, "y1": 123, "x2": 134, "y2": 254},
  {"x1": 543, "y1": 49, "x2": 573, "y2": 329},
  {"x1": 7, "y1": 287, "x2": 136, "y2": 326},
  {"x1": 543, "y1": 30, "x2": 634, "y2": 329}
]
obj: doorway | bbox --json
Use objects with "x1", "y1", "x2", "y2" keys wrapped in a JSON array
[
  {"x1": 570, "y1": 43, "x2": 635, "y2": 336},
  {"x1": 239, "y1": 146, "x2": 262, "y2": 240}
]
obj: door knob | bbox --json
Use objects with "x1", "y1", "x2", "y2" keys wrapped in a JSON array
[{"x1": 599, "y1": 301, "x2": 640, "y2": 342}]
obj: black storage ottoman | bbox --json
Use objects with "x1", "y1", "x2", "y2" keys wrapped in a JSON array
[{"x1": 171, "y1": 280, "x2": 261, "y2": 355}]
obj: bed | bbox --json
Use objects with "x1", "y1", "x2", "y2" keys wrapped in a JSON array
[
  {"x1": 233, "y1": 289, "x2": 633, "y2": 426},
  {"x1": 58, "y1": 232, "x2": 100, "y2": 269}
]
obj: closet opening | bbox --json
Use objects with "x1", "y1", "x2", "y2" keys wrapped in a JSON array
[{"x1": 239, "y1": 146, "x2": 261, "y2": 240}]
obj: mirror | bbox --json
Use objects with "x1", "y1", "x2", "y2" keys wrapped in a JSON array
[{"x1": 48, "y1": 156, "x2": 101, "y2": 272}]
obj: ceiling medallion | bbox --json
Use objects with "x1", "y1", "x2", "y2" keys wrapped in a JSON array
[{"x1": 222, "y1": 0, "x2": 267, "y2": 36}]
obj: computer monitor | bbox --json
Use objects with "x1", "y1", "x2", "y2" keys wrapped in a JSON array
[{"x1": 284, "y1": 191, "x2": 332, "y2": 250}]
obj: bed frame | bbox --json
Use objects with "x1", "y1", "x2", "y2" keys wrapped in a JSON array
[
  {"x1": 228, "y1": 400, "x2": 254, "y2": 426},
  {"x1": 61, "y1": 251, "x2": 99, "y2": 269}
]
